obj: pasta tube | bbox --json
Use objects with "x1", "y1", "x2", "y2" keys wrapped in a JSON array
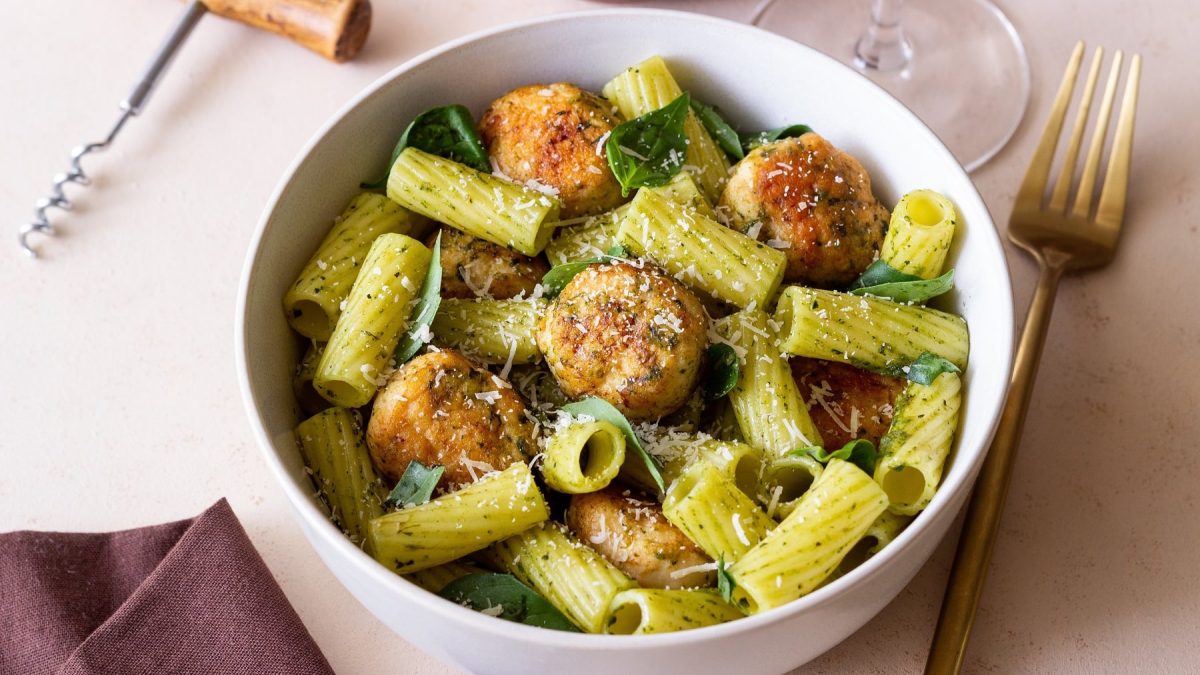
[
  {"x1": 387, "y1": 147, "x2": 560, "y2": 256},
  {"x1": 619, "y1": 436, "x2": 762, "y2": 499},
  {"x1": 295, "y1": 408, "x2": 386, "y2": 548},
  {"x1": 492, "y1": 522, "x2": 636, "y2": 633},
  {"x1": 545, "y1": 173, "x2": 712, "y2": 266},
  {"x1": 865, "y1": 510, "x2": 912, "y2": 555},
  {"x1": 314, "y1": 233, "x2": 432, "y2": 408},
  {"x1": 879, "y1": 189, "x2": 958, "y2": 279},
  {"x1": 545, "y1": 207, "x2": 625, "y2": 266},
  {"x1": 874, "y1": 371, "x2": 962, "y2": 515},
  {"x1": 603, "y1": 55, "x2": 731, "y2": 201},
  {"x1": 729, "y1": 459, "x2": 888, "y2": 613},
  {"x1": 706, "y1": 399, "x2": 745, "y2": 444},
  {"x1": 404, "y1": 560, "x2": 486, "y2": 594},
  {"x1": 368, "y1": 462, "x2": 549, "y2": 574},
  {"x1": 835, "y1": 511, "x2": 913, "y2": 577},
  {"x1": 430, "y1": 298, "x2": 545, "y2": 366},
  {"x1": 605, "y1": 589, "x2": 743, "y2": 635},
  {"x1": 541, "y1": 420, "x2": 626, "y2": 494},
  {"x1": 759, "y1": 453, "x2": 825, "y2": 521},
  {"x1": 293, "y1": 341, "x2": 330, "y2": 416},
  {"x1": 656, "y1": 170, "x2": 718, "y2": 221},
  {"x1": 716, "y1": 309, "x2": 823, "y2": 457},
  {"x1": 663, "y1": 459, "x2": 775, "y2": 562},
  {"x1": 774, "y1": 286, "x2": 969, "y2": 372},
  {"x1": 617, "y1": 188, "x2": 786, "y2": 308},
  {"x1": 283, "y1": 193, "x2": 425, "y2": 340}
]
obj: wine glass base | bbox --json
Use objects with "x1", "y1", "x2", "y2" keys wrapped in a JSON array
[{"x1": 754, "y1": 0, "x2": 1031, "y2": 172}]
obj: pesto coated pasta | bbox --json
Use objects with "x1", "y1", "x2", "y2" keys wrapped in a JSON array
[{"x1": 283, "y1": 57, "x2": 972, "y2": 637}]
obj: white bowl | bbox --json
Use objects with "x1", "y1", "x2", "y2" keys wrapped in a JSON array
[{"x1": 237, "y1": 9, "x2": 1014, "y2": 674}]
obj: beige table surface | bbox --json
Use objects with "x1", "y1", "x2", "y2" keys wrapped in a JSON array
[{"x1": 3, "y1": 1, "x2": 1198, "y2": 673}]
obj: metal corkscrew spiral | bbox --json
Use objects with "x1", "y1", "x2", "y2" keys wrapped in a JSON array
[
  {"x1": 17, "y1": 1, "x2": 208, "y2": 259},
  {"x1": 18, "y1": 110, "x2": 135, "y2": 258}
]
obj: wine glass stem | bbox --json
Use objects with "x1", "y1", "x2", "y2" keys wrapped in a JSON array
[{"x1": 855, "y1": 0, "x2": 913, "y2": 72}]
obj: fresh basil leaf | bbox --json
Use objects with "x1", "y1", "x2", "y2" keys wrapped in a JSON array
[
  {"x1": 690, "y1": 98, "x2": 744, "y2": 161},
  {"x1": 605, "y1": 93, "x2": 691, "y2": 197},
  {"x1": 539, "y1": 245, "x2": 630, "y2": 299},
  {"x1": 539, "y1": 261, "x2": 594, "y2": 300},
  {"x1": 890, "y1": 351, "x2": 961, "y2": 386},
  {"x1": 716, "y1": 555, "x2": 736, "y2": 604},
  {"x1": 850, "y1": 259, "x2": 919, "y2": 289},
  {"x1": 439, "y1": 573, "x2": 580, "y2": 632},
  {"x1": 363, "y1": 105, "x2": 490, "y2": 188},
  {"x1": 394, "y1": 232, "x2": 442, "y2": 364},
  {"x1": 703, "y1": 343, "x2": 740, "y2": 401},
  {"x1": 849, "y1": 260, "x2": 954, "y2": 304},
  {"x1": 740, "y1": 124, "x2": 815, "y2": 153},
  {"x1": 384, "y1": 459, "x2": 445, "y2": 509},
  {"x1": 561, "y1": 397, "x2": 664, "y2": 492},
  {"x1": 796, "y1": 439, "x2": 879, "y2": 476},
  {"x1": 852, "y1": 269, "x2": 954, "y2": 303}
]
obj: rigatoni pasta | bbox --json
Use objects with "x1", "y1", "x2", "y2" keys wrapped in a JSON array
[
  {"x1": 605, "y1": 589, "x2": 743, "y2": 635},
  {"x1": 283, "y1": 60, "x2": 973, "y2": 638},
  {"x1": 729, "y1": 459, "x2": 888, "y2": 613},
  {"x1": 387, "y1": 147, "x2": 560, "y2": 256},
  {"x1": 404, "y1": 560, "x2": 487, "y2": 594},
  {"x1": 617, "y1": 187, "x2": 787, "y2": 308},
  {"x1": 295, "y1": 407, "x2": 386, "y2": 548},
  {"x1": 368, "y1": 462, "x2": 549, "y2": 574},
  {"x1": 284, "y1": 193, "x2": 426, "y2": 340},
  {"x1": 430, "y1": 298, "x2": 544, "y2": 366},
  {"x1": 314, "y1": 233, "x2": 432, "y2": 408},
  {"x1": 544, "y1": 206, "x2": 625, "y2": 266},
  {"x1": 717, "y1": 309, "x2": 823, "y2": 455},
  {"x1": 758, "y1": 453, "x2": 825, "y2": 521},
  {"x1": 492, "y1": 522, "x2": 636, "y2": 633},
  {"x1": 774, "y1": 286, "x2": 969, "y2": 372},
  {"x1": 879, "y1": 189, "x2": 958, "y2": 279},
  {"x1": 541, "y1": 420, "x2": 626, "y2": 494},
  {"x1": 603, "y1": 55, "x2": 730, "y2": 201},
  {"x1": 875, "y1": 371, "x2": 962, "y2": 515},
  {"x1": 663, "y1": 459, "x2": 775, "y2": 561}
]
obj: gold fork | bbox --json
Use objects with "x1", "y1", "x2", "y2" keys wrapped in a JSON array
[{"x1": 925, "y1": 42, "x2": 1142, "y2": 674}]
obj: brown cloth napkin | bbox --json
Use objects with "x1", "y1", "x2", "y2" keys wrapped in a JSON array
[{"x1": 0, "y1": 499, "x2": 334, "y2": 675}]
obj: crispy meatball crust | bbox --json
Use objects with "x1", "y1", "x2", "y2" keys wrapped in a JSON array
[
  {"x1": 427, "y1": 227, "x2": 549, "y2": 300},
  {"x1": 566, "y1": 487, "x2": 713, "y2": 589},
  {"x1": 720, "y1": 133, "x2": 889, "y2": 288},
  {"x1": 479, "y1": 82, "x2": 625, "y2": 219},
  {"x1": 790, "y1": 356, "x2": 906, "y2": 449},
  {"x1": 535, "y1": 261, "x2": 708, "y2": 421},
  {"x1": 366, "y1": 349, "x2": 534, "y2": 489}
]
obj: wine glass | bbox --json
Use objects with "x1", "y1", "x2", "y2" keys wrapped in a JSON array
[{"x1": 750, "y1": 0, "x2": 1031, "y2": 172}]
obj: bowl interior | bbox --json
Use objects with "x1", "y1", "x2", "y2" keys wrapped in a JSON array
[{"x1": 238, "y1": 6, "x2": 1013, "y2": 658}]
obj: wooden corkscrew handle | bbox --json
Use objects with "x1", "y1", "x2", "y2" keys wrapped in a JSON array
[{"x1": 202, "y1": 0, "x2": 372, "y2": 62}]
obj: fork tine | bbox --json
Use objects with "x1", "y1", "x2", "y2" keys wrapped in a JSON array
[
  {"x1": 1072, "y1": 51, "x2": 1124, "y2": 219},
  {"x1": 1095, "y1": 54, "x2": 1142, "y2": 229},
  {"x1": 1049, "y1": 47, "x2": 1103, "y2": 213},
  {"x1": 1015, "y1": 42, "x2": 1085, "y2": 209}
]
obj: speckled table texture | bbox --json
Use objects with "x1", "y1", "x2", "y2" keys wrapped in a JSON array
[{"x1": 3, "y1": 1, "x2": 1198, "y2": 673}]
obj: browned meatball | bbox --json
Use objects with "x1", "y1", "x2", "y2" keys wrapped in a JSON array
[
  {"x1": 566, "y1": 487, "x2": 713, "y2": 589},
  {"x1": 480, "y1": 82, "x2": 626, "y2": 219},
  {"x1": 427, "y1": 227, "x2": 549, "y2": 300},
  {"x1": 535, "y1": 261, "x2": 708, "y2": 421},
  {"x1": 720, "y1": 133, "x2": 889, "y2": 288},
  {"x1": 366, "y1": 349, "x2": 535, "y2": 489},
  {"x1": 790, "y1": 356, "x2": 906, "y2": 449}
]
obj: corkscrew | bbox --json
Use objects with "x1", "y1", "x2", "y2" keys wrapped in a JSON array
[{"x1": 17, "y1": 0, "x2": 372, "y2": 259}]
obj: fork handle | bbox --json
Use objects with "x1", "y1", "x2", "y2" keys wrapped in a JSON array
[{"x1": 925, "y1": 252, "x2": 1068, "y2": 674}]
